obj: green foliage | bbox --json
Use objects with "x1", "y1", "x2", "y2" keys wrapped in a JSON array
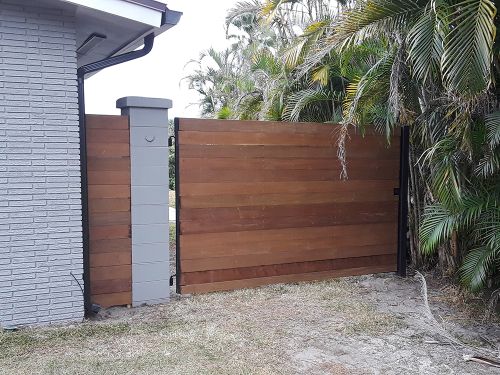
[
  {"x1": 169, "y1": 145, "x2": 175, "y2": 190},
  {"x1": 420, "y1": 187, "x2": 500, "y2": 291}
]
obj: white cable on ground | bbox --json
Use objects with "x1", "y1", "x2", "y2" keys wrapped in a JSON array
[{"x1": 415, "y1": 271, "x2": 500, "y2": 362}]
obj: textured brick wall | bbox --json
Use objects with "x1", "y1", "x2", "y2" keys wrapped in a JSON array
[{"x1": 0, "y1": 0, "x2": 84, "y2": 326}]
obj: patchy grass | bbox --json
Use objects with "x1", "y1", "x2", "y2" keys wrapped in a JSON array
[
  {"x1": 169, "y1": 190, "x2": 176, "y2": 208},
  {"x1": 0, "y1": 280, "x2": 397, "y2": 374},
  {"x1": 0, "y1": 323, "x2": 131, "y2": 360},
  {"x1": 423, "y1": 274, "x2": 499, "y2": 324},
  {"x1": 1, "y1": 275, "x2": 498, "y2": 375}
]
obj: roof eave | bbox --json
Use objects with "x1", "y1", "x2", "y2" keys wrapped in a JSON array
[{"x1": 106, "y1": 8, "x2": 182, "y2": 60}]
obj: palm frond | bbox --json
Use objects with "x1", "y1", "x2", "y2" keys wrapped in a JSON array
[
  {"x1": 460, "y1": 246, "x2": 498, "y2": 291},
  {"x1": 407, "y1": 3, "x2": 446, "y2": 83},
  {"x1": 226, "y1": 0, "x2": 262, "y2": 29},
  {"x1": 337, "y1": 0, "x2": 424, "y2": 48},
  {"x1": 420, "y1": 202, "x2": 458, "y2": 254},
  {"x1": 484, "y1": 110, "x2": 500, "y2": 148},
  {"x1": 441, "y1": 0, "x2": 496, "y2": 97},
  {"x1": 343, "y1": 49, "x2": 394, "y2": 125},
  {"x1": 283, "y1": 88, "x2": 341, "y2": 122}
]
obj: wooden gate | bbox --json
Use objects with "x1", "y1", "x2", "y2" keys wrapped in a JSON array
[
  {"x1": 86, "y1": 115, "x2": 132, "y2": 307},
  {"x1": 175, "y1": 118, "x2": 400, "y2": 294}
]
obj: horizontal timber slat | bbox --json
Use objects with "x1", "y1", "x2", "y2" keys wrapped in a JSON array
[
  {"x1": 180, "y1": 223, "x2": 397, "y2": 259},
  {"x1": 91, "y1": 292, "x2": 131, "y2": 308},
  {"x1": 180, "y1": 164, "x2": 398, "y2": 183},
  {"x1": 88, "y1": 247, "x2": 131, "y2": 267},
  {"x1": 180, "y1": 180, "x2": 398, "y2": 197},
  {"x1": 86, "y1": 114, "x2": 129, "y2": 129},
  {"x1": 87, "y1": 158, "x2": 130, "y2": 172},
  {"x1": 90, "y1": 265, "x2": 132, "y2": 281},
  {"x1": 180, "y1": 202, "x2": 397, "y2": 234},
  {"x1": 87, "y1": 143, "x2": 130, "y2": 157},
  {"x1": 179, "y1": 142, "x2": 398, "y2": 160},
  {"x1": 88, "y1": 185, "x2": 130, "y2": 199},
  {"x1": 180, "y1": 157, "x2": 398, "y2": 171},
  {"x1": 89, "y1": 238, "x2": 132, "y2": 254},
  {"x1": 89, "y1": 224, "x2": 130, "y2": 241},
  {"x1": 176, "y1": 118, "x2": 400, "y2": 294},
  {"x1": 180, "y1": 265, "x2": 395, "y2": 294},
  {"x1": 87, "y1": 129, "x2": 130, "y2": 144},
  {"x1": 90, "y1": 278, "x2": 132, "y2": 295},
  {"x1": 181, "y1": 244, "x2": 396, "y2": 272},
  {"x1": 179, "y1": 130, "x2": 335, "y2": 147},
  {"x1": 88, "y1": 171, "x2": 131, "y2": 185},
  {"x1": 181, "y1": 191, "x2": 398, "y2": 209},
  {"x1": 89, "y1": 211, "x2": 131, "y2": 226},
  {"x1": 89, "y1": 198, "x2": 130, "y2": 213},
  {"x1": 180, "y1": 254, "x2": 395, "y2": 285}
]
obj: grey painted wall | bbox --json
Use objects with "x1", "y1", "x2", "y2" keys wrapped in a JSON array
[
  {"x1": 117, "y1": 96, "x2": 172, "y2": 306},
  {"x1": 0, "y1": 0, "x2": 84, "y2": 326}
]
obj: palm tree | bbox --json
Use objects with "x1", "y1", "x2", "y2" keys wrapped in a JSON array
[{"x1": 296, "y1": 0, "x2": 499, "y2": 290}]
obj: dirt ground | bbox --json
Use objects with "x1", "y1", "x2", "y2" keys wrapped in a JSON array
[{"x1": 1, "y1": 272, "x2": 499, "y2": 375}]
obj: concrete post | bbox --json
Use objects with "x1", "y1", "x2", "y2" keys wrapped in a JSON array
[{"x1": 116, "y1": 96, "x2": 172, "y2": 306}]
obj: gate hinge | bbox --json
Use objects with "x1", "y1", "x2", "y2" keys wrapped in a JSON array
[{"x1": 393, "y1": 187, "x2": 400, "y2": 196}]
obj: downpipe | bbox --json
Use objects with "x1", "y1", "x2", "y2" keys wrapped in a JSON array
[{"x1": 77, "y1": 33, "x2": 155, "y2": 316}]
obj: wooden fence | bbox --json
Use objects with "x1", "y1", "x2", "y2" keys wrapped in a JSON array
[
  {"x1": 175, "y1": 118, "x2": 401, "y2": 294},
  {"x1": 86, "y1": 115, "x2": 132, "y2": 307}
]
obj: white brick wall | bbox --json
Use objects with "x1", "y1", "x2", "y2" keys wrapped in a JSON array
[{"x1": 0, "y1": 0, "x2": 84, "y2": 326}]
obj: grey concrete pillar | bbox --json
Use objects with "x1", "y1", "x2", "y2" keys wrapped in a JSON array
[{"x1": 116, "y1": 96, "x2": 172, "y2": 306}]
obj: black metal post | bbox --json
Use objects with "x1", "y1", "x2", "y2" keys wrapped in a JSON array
[
  {"x1": 77, "y1": 76, "x2": 91, "y2": 314},
  {"x1": 174, "y1": 118, "x2": 181, "y2": 294},
  {"x1": 397, "y1": 125, "x2": 410, "y2": 277}
]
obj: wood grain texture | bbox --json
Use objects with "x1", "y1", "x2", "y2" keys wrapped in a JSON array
[
  {"x1": 90, "y1": 279, "x2": 132, "y2": 295},
  {"x1": 87, "y1": 143, "x2": 130, "y2": 157},
  {"x1": 180, "y1": 165, "x2": 398, "y2": 183},
  {"x1": 87, "y1": 115, "x2": 132, "y2": 307},
  {"x1": 87, "y1": 171, "x2": 131, "y2": 185},
  {"x1": 181, "y1": 191, "x2": 398, "y2": 209},
  {"x1": 89, "y1": 238, "x2": 131, "y2": 254},
  {"x1": 89, "y1": 248, "x2": 131, "y2": 267},
  {"x1": 176, "y1": 118, "x2": 400, "y2": 294},
  {"x1": 180, "y1": 223, "x2": 397, "y2": 259},
  {"x1": 87, "y1": 158, "x2": 130, "y2": 172},
  {"x1": 87, "y1": 129, "x2": 130, "y2": 143},
  {"x1": 180, "y1": 265, "x2": 396, "y2": 294},
  {"x1": 180, "y1": 202, "x2": 398, "y2": 234},
  {"x1": 91, "y1": 292, "x2": 132, "y2": 308},
  {"x1": 89, "y1": 198, "x2": 130, "y2": 213},
  {"x1": 88, "y1": 185, "x2": 130, "y2": 199},
  {"x1": 181, "y1": 254, "x2": 395, "y2": 285},
  {"x1": 180, "y1": 180, "x2": 398, "y2": 196},
  {"x1": 179, "y1": 143, "x2": 398, "y2": 160},
  {"x1": 89, "y1": 211, "x2": 131, "y2": 226},
  {"x1": 86, "y1": 114, "x2": 129, "y2": 129},
  {"x1": 181, "y1": 244, "x2": 396, "y2": 272},
  {"x1": 89, "y1": 224, "x2": 130, "y2": 241},
  {"x1": 90, "y1": 265, "x2": 132, "y2": 281}
]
